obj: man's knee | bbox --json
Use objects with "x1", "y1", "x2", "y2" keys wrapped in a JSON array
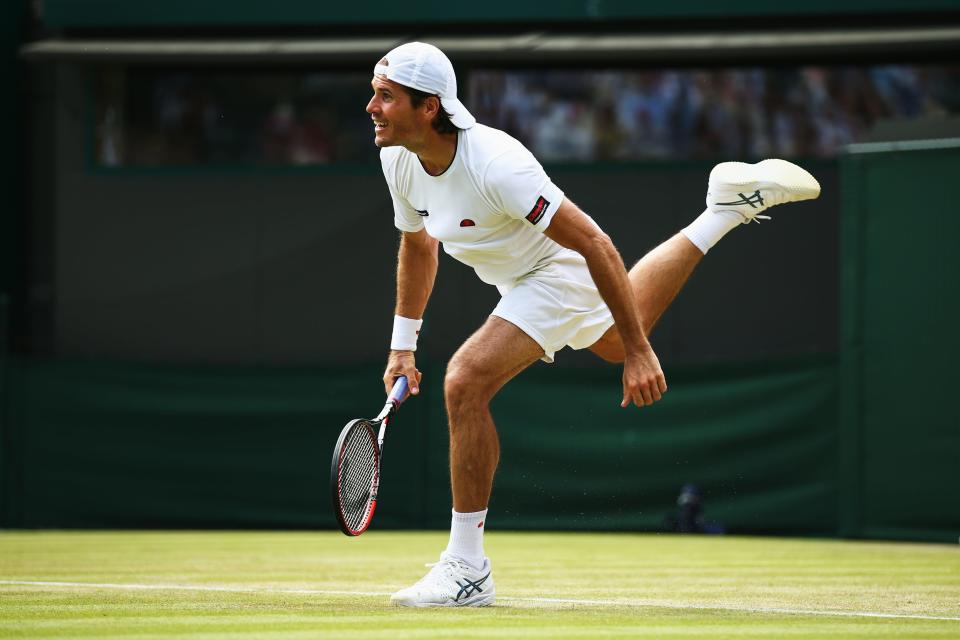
[
  {"x1": 443, "y1": 364, "x2": 466, "y2": 402},
  {"x1": 444, "y1": 360, "x2": 495, "y2": 413}
]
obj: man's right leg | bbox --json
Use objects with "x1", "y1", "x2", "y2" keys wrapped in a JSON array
[
  {"x1": 445, "y1": 315, "x2": 545, "y2": 513},
  {"x1": 391, "y1": 315, "x2": 544, "y2": 608}
]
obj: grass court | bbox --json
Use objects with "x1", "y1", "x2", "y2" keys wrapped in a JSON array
[{"x1": 2, "y1": 530, "x2": 958, "y2": 639}]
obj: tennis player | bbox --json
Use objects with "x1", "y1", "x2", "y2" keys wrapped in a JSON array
[{"x1": 369, "y1": 42, "x2": 820, "y2": 607}]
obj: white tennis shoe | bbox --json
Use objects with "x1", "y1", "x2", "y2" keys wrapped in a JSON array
[
  {"x1": 706, "y1": 158, "x2": 821, "y2": 224},
  {"x1": 390, "y1": 555, "x2": 495, "y2": 607}
]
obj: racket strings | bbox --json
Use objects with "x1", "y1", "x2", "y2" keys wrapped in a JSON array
[{"x1": 338, "y1": 422, "x2": 379, "y2": 531}]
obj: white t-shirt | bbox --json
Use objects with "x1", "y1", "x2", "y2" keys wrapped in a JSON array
[{"x1": 380, "y1": 124, "x2": 569, "y2": 286}]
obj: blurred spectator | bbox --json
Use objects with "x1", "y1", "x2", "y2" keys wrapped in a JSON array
[
  {"x1": 471, "y1": 65, "x2": 960, "y2": 162},
  {"x1": 262, "y1": 100, "x2": 297, "y2": 162}
]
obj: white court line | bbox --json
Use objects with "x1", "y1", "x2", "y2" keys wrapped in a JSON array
[{"x1": 1, "y1": 580, "x2": 958, "y2": 622}]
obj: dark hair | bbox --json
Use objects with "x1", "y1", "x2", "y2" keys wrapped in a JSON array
[{"x1": 405, "y1": 86, "x2": 461, "y2": 135}]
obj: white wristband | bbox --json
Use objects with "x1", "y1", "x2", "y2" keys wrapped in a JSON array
[{"x1": 391, "y1": 315, "x2": 423, "y2": 351}]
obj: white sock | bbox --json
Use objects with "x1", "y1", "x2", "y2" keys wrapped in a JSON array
[
  {"x1": 443, "y1": 508, "x2": 487, "y2": 569},
  {"x1": 681, "y1": 208, "x2": 742, "y2": 254}
]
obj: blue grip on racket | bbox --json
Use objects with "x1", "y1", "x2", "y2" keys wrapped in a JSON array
[{"x1": 389, "y1": 376, "x2": 409, "y2": 406}]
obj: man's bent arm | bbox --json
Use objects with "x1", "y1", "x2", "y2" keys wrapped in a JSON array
[
  {"x1": 543, "y1": 198, "x2": 667, "y2": 407},
  {"x1": 385, "y1": 228, "x2": 439, "y2": 395}
]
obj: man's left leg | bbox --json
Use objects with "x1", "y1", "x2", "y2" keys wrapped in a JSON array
[
  {"x1": 591, "y1": 158, "x2": 820, "y2": 363},
  {"x1": 391, "y1": 315, "x2": 545, "y2": 608},
  {"x1": 590, "y1": 233, "x2": 703, "y2": 362}
]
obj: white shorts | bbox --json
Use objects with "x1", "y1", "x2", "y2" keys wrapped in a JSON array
[{"x1": 491, "y1": 250, "x2": 615, "y2": 363}]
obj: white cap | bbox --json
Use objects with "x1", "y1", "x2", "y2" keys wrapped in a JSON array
[{"x1": 374, "y1": 42, "x2": 476, "y2": 130}]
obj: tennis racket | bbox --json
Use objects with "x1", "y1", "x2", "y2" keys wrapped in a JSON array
[{"x1": 330, "y1": 376, "x2": 409, "y2": 536}]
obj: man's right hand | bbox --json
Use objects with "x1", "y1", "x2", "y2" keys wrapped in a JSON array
[
  {"x1": 621, "y1": 344, "x2": 667, "y2": 408},
  {"x1": 384, "y1": 350, "x2": 422, "y2": 396}
]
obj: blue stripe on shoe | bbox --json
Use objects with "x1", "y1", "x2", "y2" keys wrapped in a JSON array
[{"x1": 455, "y1": 572, "x2": 490, "y2": 602}]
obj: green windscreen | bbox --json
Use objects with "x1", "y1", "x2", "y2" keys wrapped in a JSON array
[
  {"x1": 840, "y1": 141, "x2": 960, "y2": 541},
  {"x1": 2, "y1": 357, "x2": 838, "y2": 535}
]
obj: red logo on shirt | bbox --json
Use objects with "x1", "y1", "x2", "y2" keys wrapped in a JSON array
[
  {"x1": 460, "y1": 219, "x2": 476, "y2": 227},
  {"x1": 526, "y1": 196, "x2": 549, "y2": 225}
]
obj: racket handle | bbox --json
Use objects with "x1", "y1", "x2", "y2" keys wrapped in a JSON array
[{"x1": 388, "y1": 376, "x2": 410, "y2": 407}]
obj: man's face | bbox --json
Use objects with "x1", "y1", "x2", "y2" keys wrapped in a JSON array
[{"x1": 366, "y1": 75, "x2": 429, "y2": 149}]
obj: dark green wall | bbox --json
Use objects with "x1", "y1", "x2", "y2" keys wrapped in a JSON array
[
  {"x1": 48, "y1": 159, "x2": 837, "y2": 366},
  {"x1": 2, "y1": 356, "x2": 840, "y2": 537},
  {"x1": 5, "y1": 328, "x2": 953, "y2": 540},
  {"x1": 41, "y1": 0, "x2": 960, "y2": 28},
  {"x1": 840, "y1": 143, "x2": 960, "y2": 542}
]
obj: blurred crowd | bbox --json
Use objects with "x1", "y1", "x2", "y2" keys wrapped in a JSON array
[
  {"x1": 98, "y1": 65, "x2": 959, "y2": 167},
  {"x1": 98, "y1": 72, "x2": 378, "y2": 167},
  {"x1": 470, "y1": 66, "x2": 959, "y2": 161}
]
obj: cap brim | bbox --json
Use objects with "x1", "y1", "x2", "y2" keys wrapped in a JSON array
[{"x1": 440, "y1": 95, "x2": 476, "y2": 129}]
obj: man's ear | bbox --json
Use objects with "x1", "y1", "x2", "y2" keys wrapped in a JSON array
[{"x1": 423, "y1": 95, "x2": 441, "y2": 118}]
